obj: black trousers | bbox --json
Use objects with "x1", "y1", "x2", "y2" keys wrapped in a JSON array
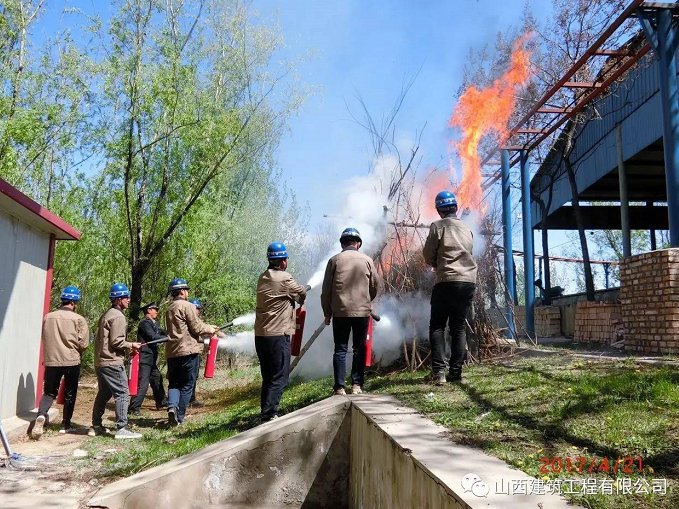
[
  {"x1": 129, "y1": 362, "x2": 166, "y2": 412},
  {"x1": 190, "y1": 357, "x2": 201, "y2": 403},
  {"x1": 167, "y1": 354, "x2": 200, "y2": 423},
  {"x1": 37, "y1": 365, "x2": 80, "y2": 427},
  {"x1": 255, "y1": 336, "x2": 290, "y2": 421},
  {"x1": 429, "y1": 281, "x2": 476, "y2": 377},
  {"x1": 332, "y1": 316, "x2": 370, "y2": 390}
]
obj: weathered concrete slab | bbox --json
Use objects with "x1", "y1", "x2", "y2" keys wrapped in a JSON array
[
  {"x1": 88, "y1": 396, "x2": 351, "y2": 509},
  {"x1": 351, "y1": 394, "x2": 574, "y2": 509},
  {"x1": 89, "y1": 394, "x2": 577, "y2": 508}
]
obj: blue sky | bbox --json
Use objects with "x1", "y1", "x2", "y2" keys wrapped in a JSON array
[{"x1": 256, "y1": 0, "x2": 553, "y2": 224}]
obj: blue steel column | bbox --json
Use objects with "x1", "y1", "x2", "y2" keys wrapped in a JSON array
[
  {"x1": 657, "y1": 9, "x2": 679, "y2": 247},
  {"x1": 501, "y1": 149, "x2": 515, "y2": 338},
  {"x1": 520, "y1": 150, "x2": 535, "y2": 337}
]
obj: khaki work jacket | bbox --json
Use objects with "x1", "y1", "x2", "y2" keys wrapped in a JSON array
[
  {"x1": 321, "y1": 248, "x2": 379, "y2": 318},
  {"x1": 422, "y1": 216, "x2": 477, "y2": 284},
  {"x1": 165, "y1": 297, "x2": 215, "y2": 358},
  {"x1": 94, "y1": 307, "x2": 130, "y2": 367},
  {"x1": 42, "y1": 307, "x2": 89, "y2": 367},
  {"x1": 255, "y1": 268, "x2": 307, "y2": 337}
]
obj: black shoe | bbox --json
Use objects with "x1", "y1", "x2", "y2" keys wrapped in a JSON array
[
  {"x1": 189, "y1": 400, "x2": 204, "y2": 408},
  {"x1": 448, "y1": 372, "x2": 462, "y2": 382},
  {"x1": 168, "y1": 408, "x2": 179, "y2": 427},
  {"x1": 155, "y1": 404, "x2": 166, "y2": 411}
]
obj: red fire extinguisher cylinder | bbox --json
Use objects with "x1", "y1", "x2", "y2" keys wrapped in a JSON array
[
  {"x1": 204, "y1": 336, "x2": 219, "y2": 378},
  {"x1": 291, "y1": 307, "x2": 306, "y2": 356},
  {"x1": 129, "y1": 350, "x2": 140, "y2": 396},
  {"x1": 365, "y1": 316, "x2": 373, "y2": 367},
  {"x1": 56, "y1": 378, "x2": 66, "y2": 404}
]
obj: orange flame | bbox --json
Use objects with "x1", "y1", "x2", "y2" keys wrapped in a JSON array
[{"x1": 448, "y1": 36, "x2": 531, "y2": 212}]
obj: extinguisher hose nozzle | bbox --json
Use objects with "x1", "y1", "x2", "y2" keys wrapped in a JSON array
[
  {"x1": 371, "y1": 313, "x2": 381, "y2": 322},
  {"x1": 304, "y1": 285, "x2": 312, "y2": 292},
  {"x1": 219, "y1": 322, "x2": 234, "y2": 331}
]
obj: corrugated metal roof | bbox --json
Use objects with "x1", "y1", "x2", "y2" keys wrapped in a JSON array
[{"x1": 530, "y1": 51, "x2": 671, "y2": 228}]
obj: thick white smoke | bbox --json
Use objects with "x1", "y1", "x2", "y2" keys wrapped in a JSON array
[{"x1": 215, "y1": 154, "x2": 484, "y2": 381}]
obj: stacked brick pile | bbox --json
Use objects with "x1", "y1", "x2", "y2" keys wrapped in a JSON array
[
  {"x1": 620, "y1": 248, "x2": 679, "y2": 354},
  {"x1": 535, "y1": 306, "x2": 561, "y2": 337},
  {"x1": 574, "y1": 301, "x2": 622, "y2": 344}
]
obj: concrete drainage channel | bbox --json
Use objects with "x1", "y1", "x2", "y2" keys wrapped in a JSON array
[{"x1": 88, "y1": 395, "x2": 573, "y2": 509}]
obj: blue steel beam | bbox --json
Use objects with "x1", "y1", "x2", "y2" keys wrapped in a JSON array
[
  {"x1": 501, "y1": 149, "x2": 515, "y2": 338},
  {"x1": 639, "y1": 7, "x2": 679, "y2": 246},
  {"x1": 520, "y1": 150, "x2": 535, "y2": 337}
]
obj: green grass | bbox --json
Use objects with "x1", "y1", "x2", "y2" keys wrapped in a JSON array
[
  {"x1": 82, "y1": 367, "x2": 330, "y2": 479},
  {"x1": 83, "y1": 358, "x2": 679, "y2": 508},
  {"x1": 369, "y1": 357, "x2": 679, "y2": 508}
]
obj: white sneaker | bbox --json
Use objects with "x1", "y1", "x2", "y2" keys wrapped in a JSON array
[
  {"x1": 114, "y1": 428, "x2": 142, "y2": 440},
  {"x1": 333, "y1": 388, "x2": 346, "y2": 396},
  {"x1": 59, "y1": 426, "x2": 77, "y2": 434},
  {"x1": 32, "y1": 415, "x2": 46, "y2": 439},
  {"x1": 351, "y1": 384, "x2": 363, "y2": 395}
]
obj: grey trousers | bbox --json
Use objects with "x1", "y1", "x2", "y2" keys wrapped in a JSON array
[{"x1": 92, "y1": 365, "x2": 129, "y2": 429}]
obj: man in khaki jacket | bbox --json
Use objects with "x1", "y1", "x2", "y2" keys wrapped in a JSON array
[
  {"x1": 321, "y1": 228, "x2": 379, "y2": 395},
  {"x1": 31, "y1": 286, "x2": 89, "y2": 439},
  {"x1": 254, "y1": 242, "x2": 307, "y2": 422},
  {"x1": 165, "y1": 278, "x2": 220, "y2": 426},
  {"x1": 422, "y1": 191, "x2": 477, "y2": 384},
  {"x1": 91, "y1": 283, "x2": 142, "y2": 439}
]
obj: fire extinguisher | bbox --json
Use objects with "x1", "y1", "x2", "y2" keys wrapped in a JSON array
[
  {"x1": 291, "y1": 307, "x2": 306, "y2": 356},
  {"x1": 129, "y1": 350, "x2": 140, "y2": 396},
  {"x1": 204, "y1": 336, "x2": 219, "y2": 378},
  {"x1": 365, "y1": 313, "x2": 380, "y2": 367},
  {"x1": 56, "y1": 378, "x2": 66, "y2": 404},
  {"x1": 365, "y1": 316, "x2": 373, "y2": 367}
]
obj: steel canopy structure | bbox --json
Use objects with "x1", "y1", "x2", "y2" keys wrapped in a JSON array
[{"x1": 481, "y1": 1, "x2": 679, "y2": 338}]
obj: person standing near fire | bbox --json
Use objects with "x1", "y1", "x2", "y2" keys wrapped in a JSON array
[
  {"x1": 321, "y1": 228, "x2": 379, "y2": 396},
  {"x1": 422, "y1": 191, "x2": 477, "y2": 384},
  {"x1": 31, "y1": 286, "x2": 89, "y2": 439},
  {"x1": 90, "y1": 283, "x2": 143, "y2": 439},
  {"x1": 129, "y1": 302, "x2": 167, "y2": 416},
  {"x1": 165, "y1": 278, "x2": 221, "y2": 426},
  {"x1": 254, "y1": 242, "x2": 307, "y2": 422}
]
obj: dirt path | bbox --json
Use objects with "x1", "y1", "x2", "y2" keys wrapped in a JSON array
[{"x1": 1, "y1": 366, "x2": 255, "y2": 508}]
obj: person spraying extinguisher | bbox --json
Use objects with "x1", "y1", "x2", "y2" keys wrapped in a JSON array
[
  {"x1": 254, "y1": 242, "x2": 307, "y2": 423},
  {"x1": 164, "y1": 278, "x2": 223, "y2": 426}
]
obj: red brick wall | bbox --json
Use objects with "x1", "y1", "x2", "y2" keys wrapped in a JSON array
[
  {"x1": 535, "y1": 306, "x2": 561, "y2": 337},
  {"x1": 574, "y1": 301, "x2": 622, "y2": 343},
  {"x1": 620, "y1": 249, "x2": 679, "y2": 354}
]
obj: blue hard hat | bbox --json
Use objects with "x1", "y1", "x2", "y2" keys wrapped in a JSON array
[
  {"x1": 109, "y1": 283, "x2": 130, "y2": 300},
  {"x1": 168, "y1": 278, "x2": 190, "y2": 292},
  {"x1": 189, "y1": 298, "x2": 202, "y2": 309},
  {"x1": 60, "y1": 286, "x2": 81, "y2": 302},
  {"x1": 340, "y1": 227, "x2": 362, "y2": 243},
  {"x1": 435, "y1": 190, "x2": 457, "y2": 210},
  {"x1": 267, "y1": 242, "x2": 288, "y2": 259}
]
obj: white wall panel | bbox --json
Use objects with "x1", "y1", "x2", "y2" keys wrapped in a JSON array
[{"x1": 0, "y1": 208, "x2": 49, "y2": 419}]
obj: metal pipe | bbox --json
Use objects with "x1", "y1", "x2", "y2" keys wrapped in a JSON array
[
  {"x1": 480, "y1": 0, "x2": 646, "y2": 168},
  {"x1": 656, "y1": 8, "x2": 679, "y2": 247},
  {"x1": 501, "y1": 149, "x2": 515, "y2": 339},
  {"x1": 617, "y1": 123, "x2": 632, "y2": 257},
  {"x1": 520, "y1": 150, "x2": 535, "y2": 336}
]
